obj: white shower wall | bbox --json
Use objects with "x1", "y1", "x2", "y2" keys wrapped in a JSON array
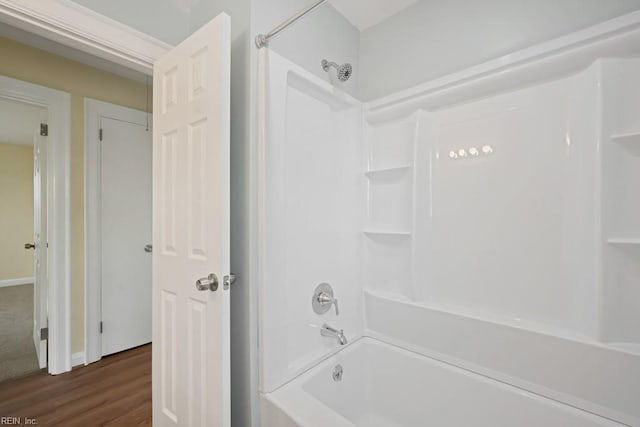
[
  {"x1": 260, "y1": 45, "x2": 640, "y2": 422},
  {"x1": 413, "y1": 67, "x2": 600, "y2": 337},
  {"x1": 362, "y1": 64, "x2": 604, "y2": 337},
  {"x1": 364, "y1": 58, "x2": 640, "y2": 349},
  {"x1": 260, "y1": 51, "x2": 364, "y2": 393}
]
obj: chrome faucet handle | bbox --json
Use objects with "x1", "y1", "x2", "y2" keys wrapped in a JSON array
[
  {"x1": 317, "y1": 292, "x2": 339, "y2": 315},
  {"x1": 312, "y1": 283, "x2": 340, "y2": 316}
]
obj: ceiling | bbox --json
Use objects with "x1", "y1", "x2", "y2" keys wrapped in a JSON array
[
  {"x1": 0, "y1": 98, "x2": 45, "y2": 146},
  {"x1": 329, "y1": 0, "x2": 419, "y2": 30}
]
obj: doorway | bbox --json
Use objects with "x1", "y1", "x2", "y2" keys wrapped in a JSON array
[
  {"x1": 0, "y1": 74, "x2": 71, "y2": 376},
  {"x1": 0, "y1": 97, "x2": 47, "y2": 381}
]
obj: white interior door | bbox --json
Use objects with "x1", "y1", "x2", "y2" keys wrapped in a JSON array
[
  {"x1": 152, "y1": 13, "x2": 231, "y2": 427},
  {"x1": 100, "y1": 115, "x2": 152, "y2": 356},
  {"x1": 33, "y1": 126, "x2": 47, "y2": 369}
]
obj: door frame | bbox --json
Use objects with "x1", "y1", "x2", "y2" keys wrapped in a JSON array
[
  {"x1": 0, "y1": 0, "x2": 170, "y2": 74},
  {"x1": 84, "y1": 98, "x2": 152, "y2": 364},
  {"x1": 0, "y1": 75, "x2": 71, "y2": 375}
]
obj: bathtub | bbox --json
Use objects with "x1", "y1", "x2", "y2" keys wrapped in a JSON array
[{"x1": 261, "y1": 337, "x2": 624, "y2": 427}]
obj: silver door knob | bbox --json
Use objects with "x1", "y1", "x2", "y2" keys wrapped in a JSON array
[
  {"x1": 24, "y1": 243, "x2": 35, "y2": 250},
  {"x1": 195, "y1": 273, "x2": 219, "y2": 292},
  {"x1": 144, "y1": 244, "x2": 152, "y2": 253}
]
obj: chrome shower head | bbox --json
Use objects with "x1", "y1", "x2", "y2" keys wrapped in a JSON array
[{"x1": 322, "y1": 59, "x2": 352, "y2": 82}]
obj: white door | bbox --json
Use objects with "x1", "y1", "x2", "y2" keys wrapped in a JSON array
[
  {"x1": 100, "y1": 115, "x2": 152, "y2": 356},
  {"x1": 33, "y1": 126, "x2": 47, "y2": 369},
  {"x1": 152, "y1": 13, "x2": 231, "y2": 427}
]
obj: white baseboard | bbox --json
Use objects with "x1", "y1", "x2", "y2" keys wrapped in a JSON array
[
  {"x1": 71, "y1": 351, "x2": 85, "y2": 367},
  {"x1": 0, "y1": 277, "x2": 34, "y2": 288}
]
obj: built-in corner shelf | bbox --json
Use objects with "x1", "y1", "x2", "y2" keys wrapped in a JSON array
[
  {"x1": 363, "y1": 230, "x2": 411, "y2": 238},
  {"x1": 606, "y1": 238, "x2": 640, "y2": 254},
  {"x1": 607, "y1": 237, "x2": 640, "y2": 245},
  {"x1": 364, "y1": 164, "x2": 412, "y2": 179},
  {"x1": 611, "y1": 132, "x2": 640, "y2": 156},
  {"x1": 611, "y1": 131, "x2": 640, "y2": 145}
]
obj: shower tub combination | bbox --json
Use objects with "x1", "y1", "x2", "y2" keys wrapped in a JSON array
[
  {"x1": 262, "y1": 339, "x2": 623, "y2": 427},
  {"x1": 256, "y1": 11, "x2": 640, "y2": 427}
]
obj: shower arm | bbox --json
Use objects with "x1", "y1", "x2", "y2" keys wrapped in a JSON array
[
  {"x1": 322, "y1": 60, "x2": 339, "y2": 71},
  {"x1": 255, "y1": 0, "x2": 328, "y2": 48}
]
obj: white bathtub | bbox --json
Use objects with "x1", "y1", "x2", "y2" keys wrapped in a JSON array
[{"x1": 261, "y1": 338, "x2": 624, "y2": 427}]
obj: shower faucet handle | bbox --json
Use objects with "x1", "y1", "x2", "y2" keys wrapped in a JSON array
[
  {"x1": 318, "y1": 292, "x2": 339, "y2": 316},
  {"x1": 312, "y1": 283, "x2": 339, "y2": 316}
]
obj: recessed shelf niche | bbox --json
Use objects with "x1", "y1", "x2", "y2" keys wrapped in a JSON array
[{"x1": 600, "y1": 58, "x2": 640, "y2": 346}]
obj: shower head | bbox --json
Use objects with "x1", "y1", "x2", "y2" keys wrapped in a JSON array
[{"x1": 322, "y1": 59, "x2": 352, "y2": 82}]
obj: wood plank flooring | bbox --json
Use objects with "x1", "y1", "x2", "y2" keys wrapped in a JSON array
[{"x1": 0, "y1": 344, "x2": 151, "y2": 426}]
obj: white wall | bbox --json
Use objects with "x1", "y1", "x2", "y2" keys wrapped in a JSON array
[
  {"x1": 358, "y1": 0, "x2": 640, "y2": 100},
  {"x1": 260, "y1": 51, "x2": 364, "y2": 393},
  {"x1": 0, "y1": 143, "x2": 33, "y2": 282},
  {"x1": 251, "y1": 0, "x2": 360, "y2": 97}
]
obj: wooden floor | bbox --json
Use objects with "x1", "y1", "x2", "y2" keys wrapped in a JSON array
[{"x1": 0, "y1": 344, "x2": 151, "y2": 426}]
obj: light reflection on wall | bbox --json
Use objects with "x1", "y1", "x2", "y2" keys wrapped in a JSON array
[{"x1": 448, "y1": 145, "x2": 494, "y2": 160}]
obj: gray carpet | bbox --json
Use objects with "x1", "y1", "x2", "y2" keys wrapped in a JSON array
[{"x1": 0, "y1": 284, "x2": 40, "y2": 382}]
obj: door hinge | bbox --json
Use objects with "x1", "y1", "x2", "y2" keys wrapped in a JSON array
[
  {"x1": 40, "y1": 123, "x2": 48, "y2": 136},
  {"x1": 99, "y1": 128, "x2": 103, "y2": 141},
  {"x1": 40, "y1": 327, "x2": 48, "y2": 340},
  {"x1": 99, "y1": 321, "x2": 103, "y2": 334}
]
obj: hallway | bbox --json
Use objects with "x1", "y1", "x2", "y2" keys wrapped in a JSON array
[{"x1": 0, "y1": 344, "x2": 151, "y2": 426}]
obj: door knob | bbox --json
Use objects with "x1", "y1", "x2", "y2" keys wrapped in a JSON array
[
  {"x1": 144, "y1": 244, "x2": 153, "y2": 253},
  {"x1": 195, "y1": 273, "x2": 219, "y2": 292},
  {"x1": 24, "y1": 243, "x2": 35, "y2": 250}
]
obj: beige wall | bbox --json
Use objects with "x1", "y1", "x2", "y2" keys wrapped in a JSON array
[
  {"x1": 0, "y1": 37, "x2": 148, "y2": 353},
  {"x1": 0, "y1": 143, "x2": 34, "y2": 281}
]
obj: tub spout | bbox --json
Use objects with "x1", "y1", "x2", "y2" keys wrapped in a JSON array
[{"x1": 320, "y1": 324, "x2": 348, "y2": 345}]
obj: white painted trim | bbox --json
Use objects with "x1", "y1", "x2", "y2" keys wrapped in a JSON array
[
  {"x1": 0, "y1": 75, "x2": 71, "y2": 376},
  {"x1": 71, "y1": 351, "x2": 85, "y2": 367},
  {"x1": 0, "y1": 277, "x2": 34, "y2": 288},
  {"x1": 366, "y1": 10, "x2": 640, "y2": 117},
  {"x1": 0, "y1": 0, "x2": 172, "y2": 75},
  {"x1": 84, "y1": 98, "x2": 152, "y2": 365},
  {"x1": 84, "y1": 98, "x2": 101, "y2": 365}
]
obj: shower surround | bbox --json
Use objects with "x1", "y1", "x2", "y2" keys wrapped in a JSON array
[{"x1": 257, "y1": 14, "x2": 640, "y2": 427}]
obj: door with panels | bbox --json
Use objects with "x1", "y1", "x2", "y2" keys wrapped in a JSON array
[{"x1": 152, "y1": 13, "x2": 231, "y2": 427}]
